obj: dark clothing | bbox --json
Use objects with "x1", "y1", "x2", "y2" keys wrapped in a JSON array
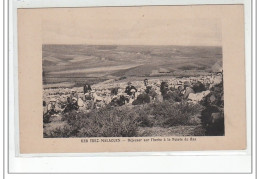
[
  {"x1": 160, "y1": 82, "x2": 169, "y2": 96},
  {"x1": 147, "y1": 88, "x2": 157, "y2": 100},
  {"x1": 110, "y1": 95, "x2": 128, "y2": 106},
  {"x1": 125, "y1": 85, "x2": 137, "y2": 96},
  {"x1": 201, "y1": 105, "x2": 224, "y2": 136},
  {"x1": 111, "y1": 88, "x2": 119, "y2": 95},
  {"x1": 163, "y1": 90, "x2": 182, "y2": 102},
  {"x1": 67, "y1": 93, "x2": 78, "y2": 104},
  {"x1": 43, "y1": 104, "x2": 59, "y2": 123},
  {"x1": 145, "y1": 86, "x2": 152, "y2": 94},
  {"x1": 63, "y1": 103, "x2": 79, "y2": 113},
  {"x1": 132, "y1": 93, "x2": 150, "y2": 105},
  {"x1": 192, "y1": 81, "x2": 206, "y2": 93},
  {"x1": 83, "y1": 84, "x2": 92, "y2": 94}
]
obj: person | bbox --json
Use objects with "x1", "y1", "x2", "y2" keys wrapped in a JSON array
[
  {"x1": 177, "y1": 85, "x2": 184, "y2": 95},
  {"x1": 84, "y1": 91, "x2": 92, "y2": 101},
  {"x1": 43, "y1": 101, "x2": 47, "y2": 115},
  {"x1": 160, "y1": 81, "x2": 169, "y2": 96},
  {"x1": 67, "y1": 89, "x2": 78, "y2": 104},
  {"x1": 192, "y1": 81, "x2": 206, "y2": 93},
  {"x1": 109, "y1": 95, "x2": 127, "y2": 107},
  {"x1": 43, "y1": 98, "x2": 60, "y2": 123},
  {"x1": 63, "y1": 97, "x2": 79, "y2": 113},
  {"x1": 111, "y1": 87, "x2": 119, "y2": 96},
  {"x1": 84, "y1": 91, "x2": 94, "y2": 110},
  {"x1": 144, "y1": 78, "x2": 152, "y2": 94},
  {"x1": 132, "y1": 93, "x2": 150, "y2": 105},
  {"x1": 143, "y1": 78, "x2": 158, "y2": 101},
  {"x1": 144, "y1": 78, "x2": 149, "y2": 86},
  {"x1": 183, "y1": 81, "x2": 195, "y2": 99},
  {"x1": 83, "y1": 83, "x2": 92, "y2": 94},
  {"x1": 92, "y1": 91, "x2": 104, "y2": 109},
  {"x1": 125, "y1": 82, "x2": 137, "y2": 96},
  {"x1": 47, "y1": 98, "x2": 60, "y2": 115}
]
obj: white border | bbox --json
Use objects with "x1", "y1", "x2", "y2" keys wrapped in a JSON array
[{"x1": 8, "y1": 0, "x2": 253, "y2": 173}]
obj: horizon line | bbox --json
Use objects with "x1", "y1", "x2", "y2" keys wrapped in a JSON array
[{"x1": 42, "y1": 44, "x2": 222, "y2": 48}]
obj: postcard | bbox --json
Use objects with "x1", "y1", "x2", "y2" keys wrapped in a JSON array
[{"x1": 18, "y1": 5, "x2": 246, "y2": 153}]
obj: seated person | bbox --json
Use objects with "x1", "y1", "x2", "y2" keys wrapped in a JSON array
[
  {"x1": 160, "y1": 81, "x2": 169, "y2": 97},
  {"x1": 47, "y1": 98, "x2": 60, "y2": 115},
  {"x1": 132, "y1": 93, "x2": 150, "y2": 105},
  {"x1": 192, "y1": 81, "x2": 206, "y2": 93},
  {"x1": 43, "y1": 98, "x2": 61, "y2": 123},
  {"x1": 68, "y1": 89, "x2": 78, "y2": 103},
  {"x1": 125, "y1": 82, "x2": 137, "y2": 96},
  {"x1": 63, "y1": 97, "x2": 79, "y2": 113},
  {"x1": 183, "y1": 81, "x2": 195, "y2": 99}
]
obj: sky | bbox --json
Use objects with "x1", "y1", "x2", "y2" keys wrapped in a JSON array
[{"x1": 41, "y1": 7, "x2": 222, "y2": 46}]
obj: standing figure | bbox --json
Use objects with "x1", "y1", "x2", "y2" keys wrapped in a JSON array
[{"x1": 83, "y1": 83, "x2": 92, "y2": 100}]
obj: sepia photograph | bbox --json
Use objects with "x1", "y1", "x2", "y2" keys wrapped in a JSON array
[
  {"x1": 18, "y1": 5, "x2": 246, "y2": 153},
  {"x1": 42, "y1": 45, "x2": 224, "y2": 138}
]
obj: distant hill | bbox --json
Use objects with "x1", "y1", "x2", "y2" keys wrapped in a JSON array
[{"x1": 42, "y1": 45, "x2": 222, "y2": 84}]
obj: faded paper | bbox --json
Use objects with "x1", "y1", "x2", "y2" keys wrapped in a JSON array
[{"x1": 18, "y1": 5, "x2": 246, "y2": 153}]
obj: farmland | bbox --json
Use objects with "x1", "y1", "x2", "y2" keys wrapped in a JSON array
[{"x1": 42, "y1": 45, "x2": 222, "y2": 88}]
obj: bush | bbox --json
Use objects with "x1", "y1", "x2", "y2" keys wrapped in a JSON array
[
  {"x1": 200, "y1": 80, "x2": 224, "y2": 136},
  {"x1": 149, "y1": 101, "x2": 201, "y2": 127},
  {"x1": 135, "y1": 108, "x2": 154, "y2": 127},
  {"x1": 44, "y1": 125, "x2": 74, "y2": 138},
  {"x1": 47, "y1": 107, "x2": 140, "y2": 138},
  {"x1": 45, "y1": 100, "x2": 203, "y2": 138}
]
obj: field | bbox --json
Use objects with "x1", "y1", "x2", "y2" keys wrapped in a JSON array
[
  {"x1": 43, "y1": 45, "x2": 224, "y2": 137},
  {"x1": 42, "y1": 45, "x2": 222, "y2": 88}
]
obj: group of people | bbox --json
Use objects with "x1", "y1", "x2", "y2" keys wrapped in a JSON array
[
  {"x1": 43, "y1": 89, "x2": 80, "y2": 122},
  {"x1": 43, "y1": 75, "x2": 220, "y2": 122}
]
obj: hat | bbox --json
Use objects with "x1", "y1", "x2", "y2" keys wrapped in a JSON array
[
  {"x1": 71, "y1": 89, "x2": 76, "y2": 92},
  {"x1": 50, "y1": 98, "x2": 56, "y2": 102},
  {"x1": 72, "y1": 97, "x2": 77, "y2": 101}
]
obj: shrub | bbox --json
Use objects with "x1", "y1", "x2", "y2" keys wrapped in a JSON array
[
  {"x1": 200, "y1": 81, "x2": 224, "y2": 136},
  {"x1": 44, "y1": 124, "x2": 74, "y2": 138},
  {"x1": 45, "y1": 100, "x2": 203, "y2": 138},
  {"x1": 47, "y1": 107, "x2": 140, "y2": 138},
  {"x1": 149, "y1": 101, "x2": 201, "y2": 127},
  {"x1": 135, "y1": 108, "x2": 153, "y2": 127}
]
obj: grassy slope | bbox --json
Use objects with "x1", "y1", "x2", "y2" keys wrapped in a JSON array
[{"x1": 42, "y1": 45, "x2": 222, "y2": 85}]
